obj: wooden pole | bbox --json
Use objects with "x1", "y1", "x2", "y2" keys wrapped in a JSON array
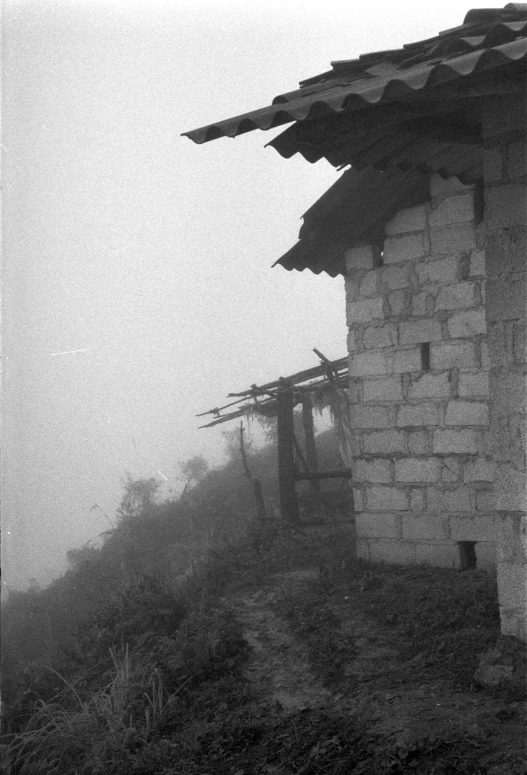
[
  {"x1": 302, "y1": 396, "x2": 318, "y2": 473},
  {"x1": 277, "y1": 388, "x2": 300, "y2": 524}
]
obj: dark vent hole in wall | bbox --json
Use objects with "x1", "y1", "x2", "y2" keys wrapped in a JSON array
[
  {"x1": 459, "y1": 541, "x2": 477, "y2": 570},
  {"x1": 373, "y1": 241, "x2": 384, "y2": 268},
  {"x1": 421, "y1": 343, "x2": 430, "y2": 371}
]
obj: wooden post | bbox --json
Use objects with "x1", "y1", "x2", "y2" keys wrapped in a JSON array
[
  {"x1": 302, "y1": 396, "x2": 318, "y2": 473},
  {"x1": 277, "y1": 388, "x2": 300, "y2": 524}
]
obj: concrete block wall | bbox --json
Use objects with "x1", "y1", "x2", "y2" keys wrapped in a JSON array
[
  {"x1": 482, "y1": 94, "x2": 527, "y2": 642},
  {"x1": 345, "y1": 174, "x2": 495, "y2": 572}
]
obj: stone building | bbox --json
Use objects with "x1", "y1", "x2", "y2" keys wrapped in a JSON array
[{"x1": 184, "y1": 5, "x2": 527, "y2": 641}]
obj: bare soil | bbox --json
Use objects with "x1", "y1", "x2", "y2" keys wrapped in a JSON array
[{"x1": 227, "y1": 566, "x2": 526, "y2": 775}]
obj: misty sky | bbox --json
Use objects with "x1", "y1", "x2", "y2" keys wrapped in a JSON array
[{"x1": 2, "y1": 0, "x2": 496, "y2": 591}]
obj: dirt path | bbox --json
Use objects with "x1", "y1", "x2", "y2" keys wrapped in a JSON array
[
  {"x1": 227, "y1": 566, "x2": 526, "y2": 775},
  {"x1": 228, "y1": 569, "x2": 331, "y2": 714}
]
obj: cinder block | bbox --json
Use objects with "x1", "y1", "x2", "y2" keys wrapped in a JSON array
[
  {"x1": 347, "y1": 297, "x2": 384, "y2": 325},
  {"x1": 442, "y1": 457, "x2": 461, "y2": 482},
  {"x1": 382, "y1": 264, "x2": 410, "y2": 290},
  {"x1": 402, "y1": 514, "x2": 448, "y2": 540},
  {"x1": 427, "y1": 485, "x2": 472, "y2": 512},
  {"x1": 360, "y1": 271, "x2": 378, "y2": 297},
  {"x1": 458, "y1": 372, "x2": 489, "y2": 397},
  {"x1": 368, "y1": 539, "x2": 416, "y2": 565},
  {"x1": 363, "y1": 324, "x2": 398, "y2": 350},
  {"x1": 497, "y1": 562, "x2": 527, "y2": 609},
  {"x1": 397, "y1": 403, "x2": 439, "y2": 427},
  {"x1": 416, "y1": 256, "x2": 459, "y2": 285},
  {"x1": 388, "y1": 289, "x2": 409, "y2": 316},
  {"x1": 430, "y1": 174, "x2": 472, "y2": 197},
  {"x1": 494, "y1": 465, "x2": 527, "y2": 512},
  {"x1": 355, "y1": 512, "x2": 399, "y2": 538},
  {"x1": 435, "y1": 282, "x2": 476, "y2": 310},
  {"x1": 450, "y1": 515, "x2": 496, "y2": 542},
  {"x1": 431, "y1": 342, "x2": 476, "y2": 369},
  {"x1": 367, "y1": 486, "x2": 409, "y2": 511},
  {"x1": 349, "y1": 351, "x2": 388, "y2": 377},
  {"x1": 415, "y1": 542, "x2": 459, "y2": 568},
  {"x1": 475, "y1": 541, "x2": 496, "y2": 571},
  {"x1": 433, "y1": 429, "x2": 478, "y2": 454},
  {"x1": 486, "y1": 277, "x2": 527, "y2": 324},
  {"x1": 353, "y1": 459, "x2": 392, "y2": 483},
  {"x1": 385, "y1": 204, "x2": 428, "y2": 235},
  {"x1": 470, "y1": 250, "x2": 486, "y2": 276},
  {"x1": 393, "y1": 348, "x2": 422, "y2": 373},
  {"x1": 486, "y1": 183, "x2": 527, "y2": 230},
  {"x1": 430, "y1": 223, "x2": 477, "y2": 254},
  {"x1": 347, "y1": 329, "x2": 358, "y2": 352},
  {"x1": 445, "y1": 401, "x2": 489, "y2": 426},
  {"x1": 410, "y1": 487, "x2": 426, "y2": 511},
  {"x1": 395, "y1": 457, "x2": 441, "y2": 483},
  {"x1": 447, "y1": 310, "x2": 487, "y2": 338},
  {"x1": 349, "y1": 404, "x2": 391, "y2": 429},
  {"x1": 494, "y1": 513, "x2": 527, "y2": 564},
  {"x1": 411, "y1": 292, "x2": 428, "y2": 316},
  {"x1": 428, "y1": 193, "x2": 474, "y2": 227},
  {"x1": 383, "y1": 234, "x2": 427, "y2": 264},
  {"x1": 362, "y1": 376, "x2": 403, "y2": 402},
  {"x1": 408, "y1": 431, "x2": 429, "y2": 455},
  {"x1": 483, "y1": 147, "x2": 503, "y2": 183},
  {"x1": 476, "y1": 489, "x2": 496, "y2": 511},
  {"x1": 345, "y1": 245, "x2": 374, "y2": 272},
  {"x1": 408, "y1": 372, "x2": 451, "y2": 399},
  {"x1": 399, "y1": 319, "x2": 442, "y2": 345},
  {"x1": 464, "y1": 458, "x2": 495, "y2": 482},
  {"x1": 352, "y1": 487, "x2": 365, "y2": 512},
  {"x1": 363, "y1": 430, "x2": 406, "y2": 454}
]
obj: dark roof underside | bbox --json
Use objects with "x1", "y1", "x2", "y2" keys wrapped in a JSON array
[{"x1": 183, "y1": 5, "x2": 527, "y2": 274}]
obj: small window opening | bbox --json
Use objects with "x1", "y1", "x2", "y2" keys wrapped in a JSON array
[
  {"x1": 421, "y1": 342, "x2": 430, "y2": 371},
  {"x1": 459, "y1": 541, "x2": 477, "y2": 570},
  {"x1": 373, "y1": 241, "x2": 384, "y2": 268},
  {"x1": 474, "y1": 178, "x2": 485, "y2": 225}
]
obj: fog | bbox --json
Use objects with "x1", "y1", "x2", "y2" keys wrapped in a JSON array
[{"x1": 2, "y1": 0, "x2": 490, "y2": 592}]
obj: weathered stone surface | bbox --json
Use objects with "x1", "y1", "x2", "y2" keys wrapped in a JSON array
[
  {"x1": 392, "y1": 348, "x2": 422, "y2": 373},
  {"x1": 433, "y1": 429, "x2": 478, "y2": 454},
  {"x1": 362, "y1": 376, "x2": 403, "y2": 402},
  {"x1": 360, "y1": 271, "x2": 378, "y2": 297},
  {"x1": 486, "y1": 183, "x2": 527, "y2": 230},
  {"x1": 442, "y1": 457, "x2": 461, "y2": 482},
  {"x1": 427, "y1": 485, "x2": 472, "y2": 512},
  {"x1": 363, "y1": 430, "x2": 406, "y2": 454},
  {"x1": 388, "y1": 289, "x2": 409, "y2": 316},
  {"x1": 416, "y1": 256, "x2": 459, "y2": 285},
  {"x1": 486, "y1": 276, "x2": 527, "y2": 323},
  {"x1": 449, "y1": 515, "x2": 496, "y2": 541},
  {"x1": 415, "y1": 542, "x2": 458, "y2": 567},
  {"x1": 408, "y1": 373, "x2": 450, "y2": 400},
  {"x1": 482, "y1": 146, "x2": 503, "y2": 183},
  {"x1": 464, "y1": 457, "x2": 495, "y2": 482},
  {"x1": 435, "y1": 282, "x2": 476, "y2": 310},
  {"x1": 399, "y1": 319, "x2": 442, "y2": 345},
  {"x1": 382, "y1": 264, "x2": 410, "y2": 291},
  {"x1": 385, "y1": 204, "x2": 427, "y2": 235},
  {"x1": 431, "y1": 342, "x2": 476, "y2": 369},
  {"x1": 469, "y1": 250, "x2": 486, "y2": 276},
  {"x1": 408, "y1": 430, "x2": 429, "y2": 455},
  {"x1": 428, "y1": 193, "x2": 474, "y2": 227},
  {"x1": 383, "y1": 234, "x2": 427, "y2": 264},
  {"x1": 476, "y1": 489, "x2": 496, "y2": 512},
  {"x1": 397, "y1": 403, "x2": 439, "y2": 427},
  {"x1": 367, "y1": 486, "x2": 409, "y2": 511},
  {"x1": 411, "y1": 292, "x2": 428, "y2": 316},
  {"x1": 485, "y1": 227, "x2": 526, "y2": 278},
  {"x1": 363, "y1": 324, "x2": 398, "y2": 350},
  {"x1": 345, "y1": 245, "x2": 374, "y2": 272},
  {"x1": 507, "y1": 138, "x2": 527, "y2": 179},
  {"x1": 349, "y1": 351, "x2": 387, "y2": 377},
  {"x1": 395, "y1": 458, "x2": 441, "y2": 482},
  {"x1": 355, "y1": 512, "x2": 399, "y2": 538},
  {"x1": 347, "y1": 297, "x2": 384, "y2": 325},
  {"x1": 445, "y1": 401, "x2": 489, "y2": 426},
  {"x1": 347, "y1": 329, "x2": 358, "y2": 352},
  {"x1": 410, "y1": 487, "x2": 426, "y2": 511},
  {"x1": 353, "y1": 459, "x2": 392, "y2": 483},
  {"x1": 447, "y1": 309, "x2": 487, "y2": 338},
  {"x1": 497, "y1": 563, "x2": 527, "y2": 610},
  {"x1": 430, "y1": 222, "x2": 476, "y2": 254},
  {"x1": 402, "y1": 514, "x2": 447, "y2": 540},
  {"x1": 349, "y1": 404, "x2": 391, "y2": 429}
]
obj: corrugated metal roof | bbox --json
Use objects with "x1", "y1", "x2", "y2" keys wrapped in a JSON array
[{"x1": 183, "y1": 5, "x2": 527, "y2": 147}]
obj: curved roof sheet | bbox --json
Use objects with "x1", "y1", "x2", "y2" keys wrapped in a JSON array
[{"x1": 183, "y1": 6, "x2": 527, "y2": 146}]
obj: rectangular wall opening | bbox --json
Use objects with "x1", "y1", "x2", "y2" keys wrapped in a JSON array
[{"x1": 459, "y1": 541, "x2": 477, "y2": 570}]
